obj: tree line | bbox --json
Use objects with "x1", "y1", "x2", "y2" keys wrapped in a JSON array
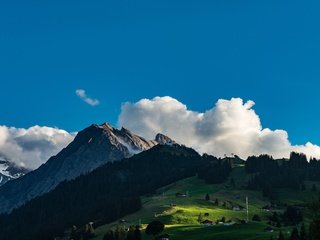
[
  {"x1": 198, "y1": 154, "x2": 232, "y2": 184},
  {"x1": 246, "y1": 152, "x2": 320, "y2": 199}
]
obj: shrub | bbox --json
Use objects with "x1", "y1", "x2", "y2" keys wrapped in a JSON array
[{"x1": 252, "y1": 214, "x2": 261, "y2": 222}]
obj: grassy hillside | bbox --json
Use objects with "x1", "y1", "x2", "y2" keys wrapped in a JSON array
[{"x1": 89, "y1": 165, "x2": 319, "y2": 240}]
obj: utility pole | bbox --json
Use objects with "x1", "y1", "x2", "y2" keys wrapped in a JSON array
[{"x1": 246, "y1": 196, "x2": 249, "y2": 222}]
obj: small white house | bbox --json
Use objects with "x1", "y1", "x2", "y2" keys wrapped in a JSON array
[
  {"x1": 232, "y1": 206, "x2": 241, "y2": 211},
  {"x1": 224, "y1": 222, "x2": 236, "y2": 226}
]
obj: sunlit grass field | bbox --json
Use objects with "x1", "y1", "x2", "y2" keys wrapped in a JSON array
[{"x1": 92, "y1": 166, "x2": 317, "y2": 240}]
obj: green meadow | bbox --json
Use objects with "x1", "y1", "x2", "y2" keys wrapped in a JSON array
[{"x1": 92, "y1": 166, "x2": 317, "y2": 240}]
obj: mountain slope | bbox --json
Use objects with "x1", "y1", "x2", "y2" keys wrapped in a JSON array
[
  {"x1": 0, "y1": 144, "x2": 203, "y2": 240},
  {"x1": 92, "y1": 165, "x2": 320, "y2": 240},
  {"x1": 93, "y1": 175, "x2": 278, "y2": 240},
  {"x1": 0, "y1": 123, "x2": 158, "y2": 214}
]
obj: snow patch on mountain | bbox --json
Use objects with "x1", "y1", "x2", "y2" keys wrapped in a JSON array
[{"x1": 0, "y1": 157, "x2": 28, "y2": 186}]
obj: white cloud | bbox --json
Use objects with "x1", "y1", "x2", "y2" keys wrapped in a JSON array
[
  {"x1": 118, "y1": 96, "x2": 320, "y2": 159},
  {"x1": 76, "y1": 89, "x2": 100, "y2": 106},
  {"x1": 0, "y1": 125, "x2": 75, "y2": 170}
]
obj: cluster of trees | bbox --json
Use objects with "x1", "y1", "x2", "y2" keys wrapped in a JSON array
[
  {"x1": 102, "y1": 225, "x2": 141, "y2": 240},
  {"x1": 0, "y1": 144, "x2": 203, "y2": 240},
  {"x1": 307, "y1": 198, "x2": 320, "y2": 240},
  {"x1": 252, "y1": 214, "x2": 261, "y2": 222},
  {"x1": 269, "y1": 206, "x2": 303, "y2": 228},
  {"x1": 145, "y1": 221, "x2": 165, "y2": 239},
  {"x1": 282, "y1": 206, "x2": 303, "y2": 226},
  {"x1": 70, "y1": 223, "x2": 96, "y2": 240},
  {"x1": 275, "y1": 225, "x2": 307, "y2": 240},
  {"x1": 269, "y1": 212, "x2": 282, "y2": 228},
  {"x1": 198, "y1": 154, "x2": 232, "y2": 184},
  {"x1": 246, "y1": 153, "x2": 320, "y2": 199},
  {"x1": 102, "y1": 221, "x2": 164, "y2": 240}
]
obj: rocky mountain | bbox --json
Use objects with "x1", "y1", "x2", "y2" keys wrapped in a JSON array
[
  {"x1": 0, "y1": 158, "x2": 29, "y2": 186},
  {"x1": 155, "y1": 133, "x2": 176, "y2": 145},
  {"x1": 0, "y1": 123, "x2": 167, "y2": 214},
  {"x1": 0, "y1": 143, "x2": 202, "y2": 240}
]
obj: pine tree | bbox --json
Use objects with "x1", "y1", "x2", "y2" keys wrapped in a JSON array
[
  {"x1": 230, "y1": 178, "x2": 235, "y2": 187},
  {"x1": 145, "y1": 221, "x2": 164, "y2": 238},
  {"x1": 309, "y1": 218, "x2": 320, "y2": 240},
  {"x1": 278, "y1": 231, "x2": 285, "y2": 240},
  {"x1": 289, "y1": 227, "x2": 299, "y2": 240},
  {"x1": 205, "y1": 193, "x2": 210, "y2": 201},
  {"x1": 252, "y1": 214, "x2": 261, "y2": 222},
  {"x1": 222, "y1": 201, "x2": 227, "y2": 208},
  {"x1": 300, "y1": 223, "x2": 307, "y2": 240},
  {"x1": 312, "y1": 184, "x2": 317, "y2": 192}
]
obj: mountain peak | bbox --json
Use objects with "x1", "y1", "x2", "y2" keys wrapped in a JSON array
[
  {"x1": 0, "y1": 123, "x2": 158, "y2": 214},
  {"x1": 120, "y1": 126, "x2": 132, "y2": 134},
  {"x1": 99, "y1": 122, "x2": 114, "y2": 131},
  {"x1": 155, "y1": 133, "x2": 176, "y2": 145}
]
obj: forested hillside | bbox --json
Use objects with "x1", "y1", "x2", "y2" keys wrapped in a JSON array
[{"x1": 0, "y1": 144, "x2": 225, "y2": 240}]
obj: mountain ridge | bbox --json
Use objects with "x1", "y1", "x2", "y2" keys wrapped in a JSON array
[
  {"x1": 0, "y1": 143, "x2": 204, "y2": 240},
  {"x1": 0, "y1": 123, "x2": 170, "y2": 213}
]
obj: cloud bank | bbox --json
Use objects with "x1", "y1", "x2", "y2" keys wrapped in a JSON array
[
  {"x1": 2, "y1": 96, "x2": 319, "y2": 170},
  {"x1": 0, "y1": 125, "x2": 75, "y2": 170},
  {"x1": 118, "y1": 96, "x2": 320, "y2": 159},
  {"x1": 76, "y1": 89, "x2": 100, "y2": 106}
]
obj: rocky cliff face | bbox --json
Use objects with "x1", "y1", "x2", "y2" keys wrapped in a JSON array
[
  {"x1": 155, "y1": 133, "x2": 176, "y2": 145},
  {"x1": 0, "y1": 123, "x2": 161, "y2": 213}
]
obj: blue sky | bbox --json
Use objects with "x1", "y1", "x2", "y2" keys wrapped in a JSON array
[{"x1": 1, "y1": 0, "x2": 320, "y2": 146}]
